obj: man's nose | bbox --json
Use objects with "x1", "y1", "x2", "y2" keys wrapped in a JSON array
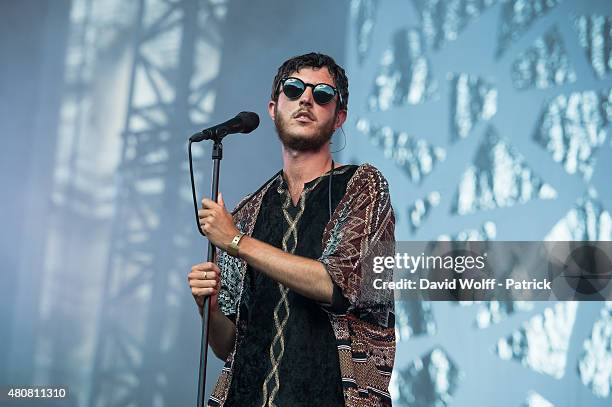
[{"x1": 299, "y1": 86, "x2": 314, "y2": 106}]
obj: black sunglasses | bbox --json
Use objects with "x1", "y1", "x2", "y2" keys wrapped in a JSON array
[{"x1": 280, "y1": 77, "x2": 342, "y2": 106}]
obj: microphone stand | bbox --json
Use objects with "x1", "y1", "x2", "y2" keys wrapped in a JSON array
[{"x1": 188, "y1": 133, "x2": 224, "y2": 407}]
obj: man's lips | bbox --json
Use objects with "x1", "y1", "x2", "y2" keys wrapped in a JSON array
[{"x1": 293, "y1": 111, "x2": 315, "y2": 122}]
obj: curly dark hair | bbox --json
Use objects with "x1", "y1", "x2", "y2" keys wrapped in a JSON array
[{"x1": 271, "y1": 52, "x2": 349, "y2": 112}]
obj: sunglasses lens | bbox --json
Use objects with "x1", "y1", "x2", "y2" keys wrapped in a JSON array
[
  {"x1": 282, "y1": 78, "x2": 305, "y2": 99},
  {"x1": 313, "y1": 85, "x2": 336, "y2": 104}
]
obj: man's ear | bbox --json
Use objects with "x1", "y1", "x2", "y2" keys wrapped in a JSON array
[
  {"x1": 334, "y1": 109, "x2": 347, "y2": 130},
  {"x1": 268, "y1": 100, "x2": 276, "y2": 121}
]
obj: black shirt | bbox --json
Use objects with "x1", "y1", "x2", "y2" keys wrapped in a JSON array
[{"x1": 224, "y1": 165, "x2": 358, "y2": 407}]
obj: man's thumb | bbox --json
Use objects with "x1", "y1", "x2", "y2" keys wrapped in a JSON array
[{"x1": 218, "y1": 192, "x2": 225, "y2": 207}]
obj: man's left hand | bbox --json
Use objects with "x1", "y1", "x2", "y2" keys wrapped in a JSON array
[{"x1": 199, "y1": 193, "x2": 239, "y2": 250}]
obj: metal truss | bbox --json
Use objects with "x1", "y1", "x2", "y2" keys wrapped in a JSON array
[{"x1": 88, "y1": 0, "x2": 226, "y2": 405}]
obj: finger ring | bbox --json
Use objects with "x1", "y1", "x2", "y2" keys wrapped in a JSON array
[{"x1": 203, "y1": 271, "x2": 207, "y2": 279}]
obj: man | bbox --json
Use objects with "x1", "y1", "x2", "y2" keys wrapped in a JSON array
[{"x1": 188, "y1": 53, "x2": 396, "y2": 407}]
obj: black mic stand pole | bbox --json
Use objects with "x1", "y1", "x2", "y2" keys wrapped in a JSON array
[{"x1": 194, "y1": 134, "x2": 224, "y2": 407}]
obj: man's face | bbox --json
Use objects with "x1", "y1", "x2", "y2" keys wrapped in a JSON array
[{"x1": 268, "y1": 67, "x2": 346, "y2": 152}]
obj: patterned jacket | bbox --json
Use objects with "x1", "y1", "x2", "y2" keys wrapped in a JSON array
[{"x1": 208, "y1": 163, "x2": 396, "y2": 407}]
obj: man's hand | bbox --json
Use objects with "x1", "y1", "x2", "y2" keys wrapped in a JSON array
[
  {"x1": 188, "y1": 262, "x2": 221, "y2": 312},
  {"x1": 199, "y1": 193, "x2": 240, "y2": 251},
  {"x1": 188, "y1": 261, "x2": 237, "y2": 360}
]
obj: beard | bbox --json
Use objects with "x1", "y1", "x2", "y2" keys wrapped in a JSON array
[{"x1": 274, "y1": 106, "x2": 336, "y2": 152}]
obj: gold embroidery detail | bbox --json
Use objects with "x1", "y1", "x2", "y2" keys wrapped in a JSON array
[{"x1": 260, "y1": 176, "x2": 325, "y2": 406}]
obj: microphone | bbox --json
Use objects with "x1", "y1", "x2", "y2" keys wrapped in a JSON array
[{"x1": 190, "y1": 111, "x2": 259, "y2": 142}]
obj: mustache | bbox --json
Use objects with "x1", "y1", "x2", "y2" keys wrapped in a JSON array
[{"x1": 292, "y1": 109, "x2": 315, "y2": 121}]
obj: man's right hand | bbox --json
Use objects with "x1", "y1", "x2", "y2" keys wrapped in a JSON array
[
  {"x1": 188, "y1": 261, "x2": 236, "y2": 360},
  {"x1": 188, "y1": 262, "x2": 221, "y2": 312}
]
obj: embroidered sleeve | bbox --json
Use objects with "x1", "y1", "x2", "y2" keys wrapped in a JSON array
[
  {"x1": 216, "y1": 249, "x2": 243, "y2": 318},
  {"x1": 216, "y1": 194, "x2": 252, "y2": 318},
  {"x1": 318, "y1": 165, "x2": 395, "y2": 327}
]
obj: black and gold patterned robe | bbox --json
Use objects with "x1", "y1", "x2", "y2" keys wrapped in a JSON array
[{"x1": 208, "y1": 163, "x2": 396, "y2": 407}]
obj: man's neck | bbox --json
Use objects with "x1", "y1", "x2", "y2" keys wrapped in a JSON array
[{"x1": 281, "y1": 146, "x2": 332, "y2": 193}]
